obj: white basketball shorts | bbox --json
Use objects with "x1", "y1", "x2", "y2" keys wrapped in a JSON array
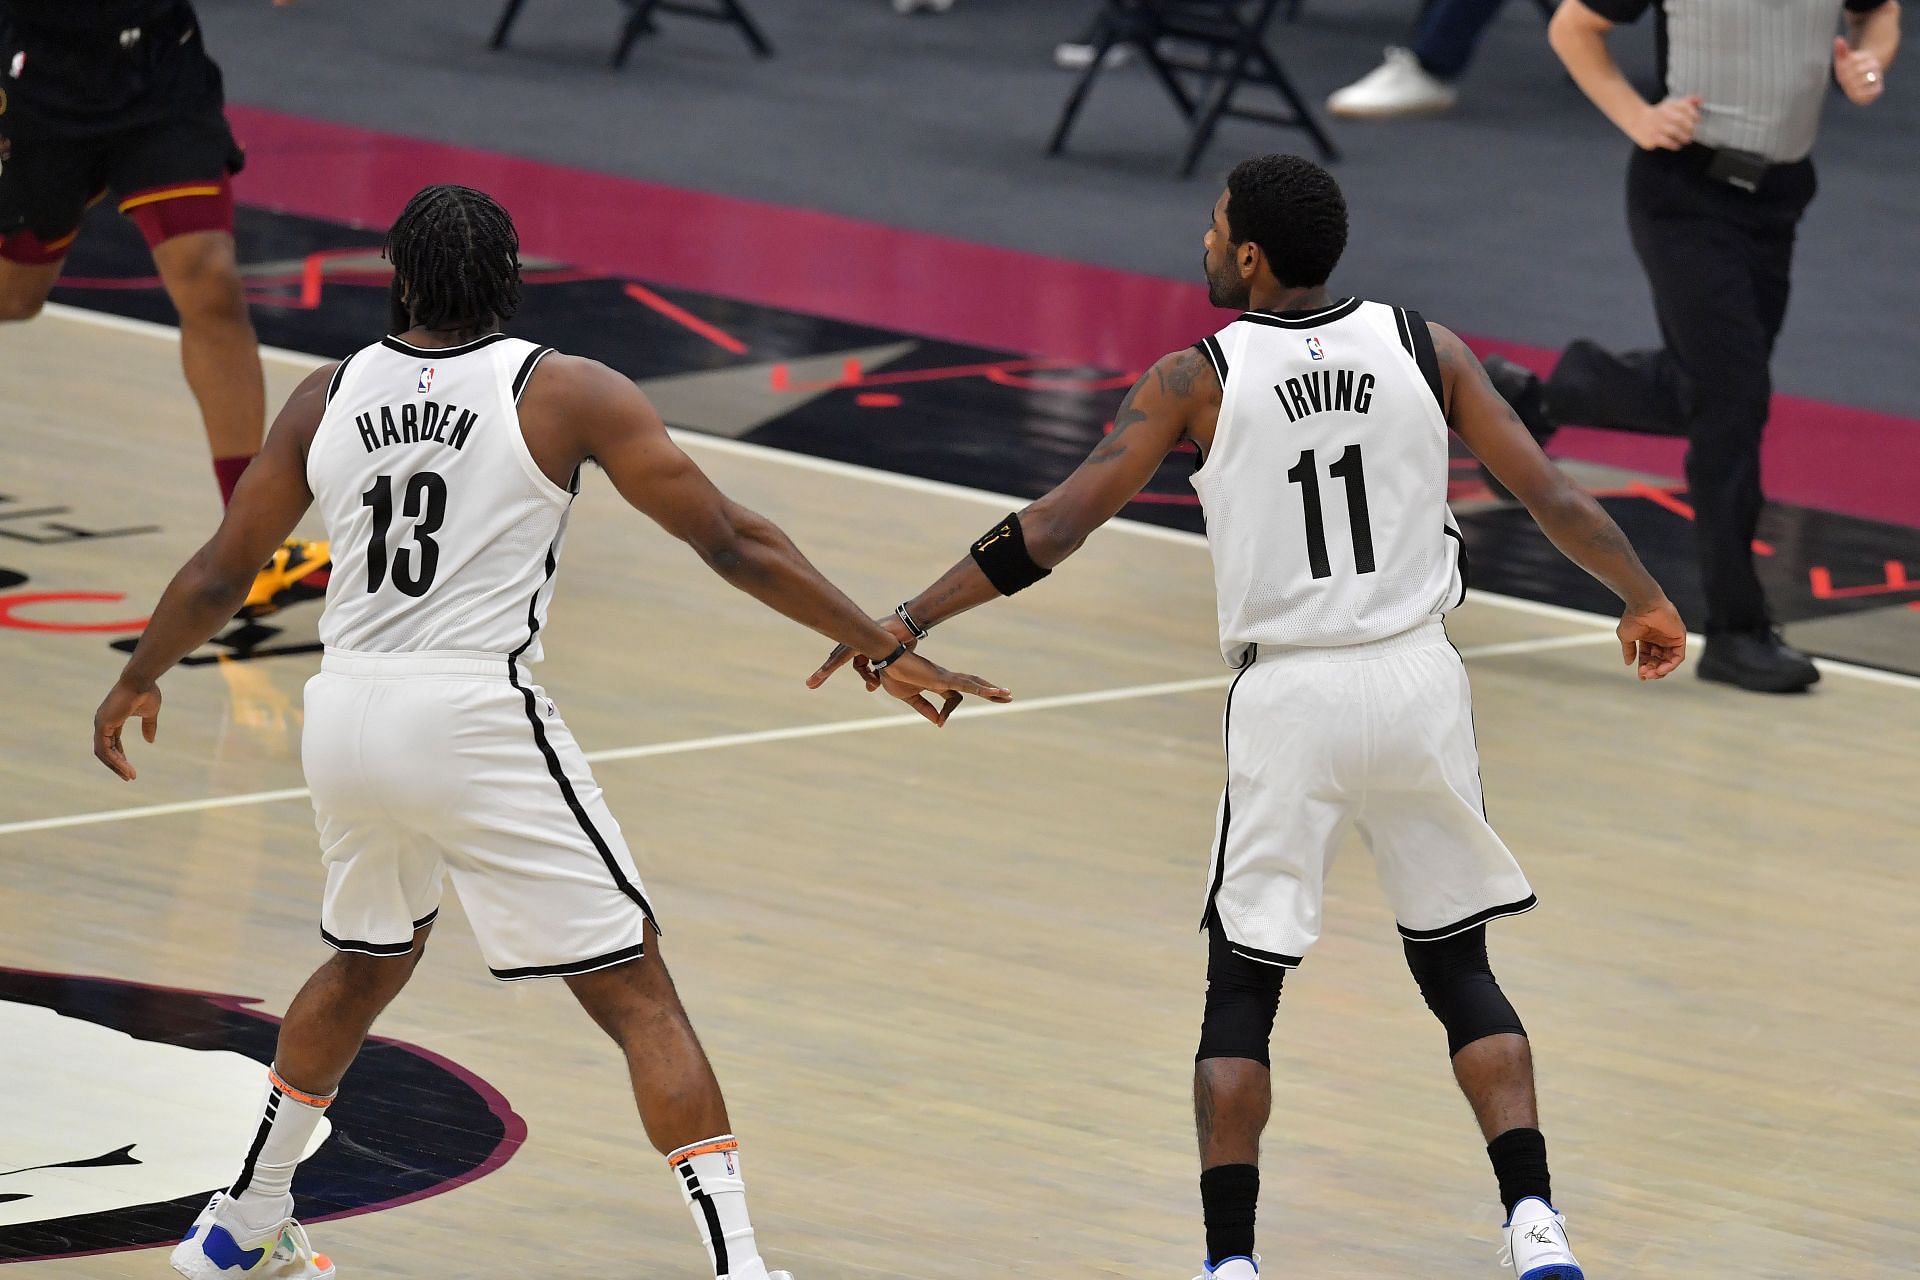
[
  {"x1": 1202, "y1": 619, "x2": 1536, "y2": 967},
  {"x1": 302, "y1": 650, "x2": 657, "y2": 981}
]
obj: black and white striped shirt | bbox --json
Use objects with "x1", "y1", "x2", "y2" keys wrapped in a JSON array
[{"x1": 1588, "y1": 0, "x2": 1892, "y2": 162}]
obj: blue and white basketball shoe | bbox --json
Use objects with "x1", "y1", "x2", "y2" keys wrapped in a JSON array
[
  {"x1": 170, "y1": 1193, "x2": 335, "y2": 1279},
  {"x1": 1502, "y1": 1197, "x2": 1584, "y2": 1279}
]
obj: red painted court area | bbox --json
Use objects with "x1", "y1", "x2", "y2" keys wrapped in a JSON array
[{"x1": 223, "y1": 106, "x2": 1916, "y2": 530}]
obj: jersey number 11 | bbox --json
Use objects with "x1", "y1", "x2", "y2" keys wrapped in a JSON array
[{"x1": 1286, "y1": 445, "x2": 1375, "y2": 579}]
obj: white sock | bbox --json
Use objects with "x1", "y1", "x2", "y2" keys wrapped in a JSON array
[
  {"x1": 217, "y1": 1066, "x2": 335, "y2": 1240},
  {"x1": 668, "y1": 1135, "x2": 764, "y2": 1279}
]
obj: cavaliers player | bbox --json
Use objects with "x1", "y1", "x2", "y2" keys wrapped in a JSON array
[
  {"x1": 810, "y1": 156, "x2": 1687, "y2": 1279},
  {"x1": 91, "y1": 184, "x2": 1009, "y2": 1280},
  {"x1": 0, "y1": 0, "x2": 327, "y2": 616}
]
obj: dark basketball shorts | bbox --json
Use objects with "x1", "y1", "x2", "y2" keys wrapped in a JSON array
[{"x1": 0, "y1": 107, "x2": 244, "y2": 264}]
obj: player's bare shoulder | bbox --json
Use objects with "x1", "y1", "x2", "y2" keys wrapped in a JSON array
[
  {"x1": 272, "y1": 360, "x2": 343, "y2": 454},
  {"x1": 516, "y1": 352, "x2": 668, "y2": 478},
  {"x1": 1423, "y1": 320, "x2": 1478, "y2": 417},
  {"x1": 1152, "y1": 344, "x2": 1224, "y2": 455}
]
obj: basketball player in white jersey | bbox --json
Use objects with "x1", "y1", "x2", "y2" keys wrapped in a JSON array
[
  {"x1": 809, "y1": 156, "x2": 1687, "y2": 1280},
  {"x1": 90, "y1": 184, "x2": 1009, "y2": 1280}
]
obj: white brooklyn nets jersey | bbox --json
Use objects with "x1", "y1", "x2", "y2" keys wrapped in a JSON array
[
  {"x1": 1189, "y1": 298, "x2": 1467, "y2": 660},
  {"x1": 308, "y1": 332, "x2": 571, "y2": 661}
]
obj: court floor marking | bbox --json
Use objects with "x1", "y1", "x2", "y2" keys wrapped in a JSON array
[
  {"x1": 0, "y1": 634, "x2": 1619, "y2": 839},
  {"x1": 45, "y1": 303, "x2": 1918, "y2": 693}
]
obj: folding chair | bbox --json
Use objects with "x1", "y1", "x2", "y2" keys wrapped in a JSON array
[
  {"x1": 1048, "y1": 0, "x2": 1339, "y2": 178},
  {"x1": 489, "y1": 0, "x2": 774, "y2": 68}
]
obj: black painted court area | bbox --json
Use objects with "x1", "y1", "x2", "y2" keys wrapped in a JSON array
[{"x1": 50, "y1": 201, "x2": 1920, "y2": 677}]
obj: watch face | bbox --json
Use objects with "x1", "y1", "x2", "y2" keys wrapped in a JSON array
[{"x1": 0, "y1": 968, "x2": 524, "y2": 1264}]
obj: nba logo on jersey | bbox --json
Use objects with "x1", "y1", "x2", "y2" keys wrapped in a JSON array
[
  {"x1": 725, "y1": 1150, "x2": 737, "y2": 1175},
  {"x1": 417, "y1": 366, "x2": 435, "y2": 393},
  {"x1": 1306, "y1": 337, "x2": 1326, "y2": 361}
]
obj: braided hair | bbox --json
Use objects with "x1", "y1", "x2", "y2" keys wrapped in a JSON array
[{"x1": 385, "y1": 185, "x2": 523, "y2": 336}]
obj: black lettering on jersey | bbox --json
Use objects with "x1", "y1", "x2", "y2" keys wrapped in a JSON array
[
  {"x1": 446, "y1": 408, "x2": 477, "y2": 451},
  {"x1": 1275, "y1": 369, "x2": 1374, "y2": 423},
  {"x1": 351, "y1": 399, "x2": 477, "y2": 454}
]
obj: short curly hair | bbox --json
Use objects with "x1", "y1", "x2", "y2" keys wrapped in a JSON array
[{"x1": 1224, "y1": 155, "x2": 1348, "y2": 288}]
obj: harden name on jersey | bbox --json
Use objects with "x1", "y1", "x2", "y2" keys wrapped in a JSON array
[
  {"x1": 1274, "y1": 367, "x2": 1376, "y2": 424},
  {"x1": 351, "y1": 398, "x2": 481, "y2": 454}
]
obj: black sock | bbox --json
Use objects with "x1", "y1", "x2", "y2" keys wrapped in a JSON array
[
  {"x1": 1199, "y1": 1163, "x2": 1259, "y2": 1267},
  {"x1": 1486, "y1": 1127, "x2": 1551, "y2": 1215}
]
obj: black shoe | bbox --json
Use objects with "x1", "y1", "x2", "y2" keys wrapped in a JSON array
[
  {"x1": 1478, "y1": 354, "x2": 1557, "y2": 502},
  {"x1": 1697, "y1": 629, "x2": 1820, "y2": 693}
]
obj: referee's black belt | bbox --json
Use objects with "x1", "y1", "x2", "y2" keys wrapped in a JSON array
[{"x1": 1676, "y1": 142, "x2": 1800, "y2": 194}]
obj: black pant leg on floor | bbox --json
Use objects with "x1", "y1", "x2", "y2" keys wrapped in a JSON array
[{"x1": 1626, "y1": 150, "x2": 1813, "y2": 632}]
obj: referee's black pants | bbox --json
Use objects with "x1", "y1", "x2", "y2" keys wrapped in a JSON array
[{"x1": 1548, "y1": 146, "x2": 1817, "y2": 634}]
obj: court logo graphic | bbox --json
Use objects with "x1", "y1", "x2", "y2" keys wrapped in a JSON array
[
  {"x1": 0, "y1": 968, "x2": 524, "y2": 1264},
  {"x1": 1305, "y1": 336, "x2": 1326, "y2": 361}
]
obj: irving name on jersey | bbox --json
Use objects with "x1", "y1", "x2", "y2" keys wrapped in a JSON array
[{"x1": 1273, "y1": 367, "x2": 1375, "y2": 424}]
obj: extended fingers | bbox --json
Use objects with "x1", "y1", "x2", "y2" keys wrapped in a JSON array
[
  {"x1": 952, "y1": 671, "x2": 1012, "y2": 702},
  {"x1": 806, "y1": 643, "x2": 856, "y2": 688}
]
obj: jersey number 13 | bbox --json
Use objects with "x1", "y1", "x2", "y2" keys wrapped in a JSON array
[
  {"x1": 1286, "y1": 445, "x2": 1375, "y2": 579},
  {"x1": 362, "y1": 472, "x2": 447, "y2": 597}
]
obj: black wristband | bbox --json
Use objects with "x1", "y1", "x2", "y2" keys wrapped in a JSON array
[
  {"x1": 869, "y1": 641, "x2": 911, "y2": 674},
  {"x1": 894, "y1": 602, "x2": 929, "y2": 640},
  {"x1": 969, "y1": 511, "x2": 1051, "y2": 596}
]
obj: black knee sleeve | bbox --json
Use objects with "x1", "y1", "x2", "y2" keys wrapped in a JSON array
[
  {"x1": 1404, "y1": 925, "x2": 1526, "y2": 1056},
  {"x1": 1197, "y1": 914, "x2": 1286, "y2": 1066}
]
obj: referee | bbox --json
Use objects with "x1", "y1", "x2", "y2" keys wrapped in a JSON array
[{"x1": 1534, "y1": 0, "x2": 1900, "y2": 693}]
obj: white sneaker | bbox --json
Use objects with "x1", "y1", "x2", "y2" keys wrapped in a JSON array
[
  {"x1": 1501, "y1": 1197, "x2": 1584, "y2": 1280},
  {"x1": 1326, "y1": 47, "x2": 1458, "y2": 119},
  {"x1": 171, "y1": 1194, "x2": 334, "y2": 1279},
  {"x1": 1054, "y1": 41, "x2": 1133, "y2": 70},
  {"x1": 1192, "y1": 1253, "x2": 1259, "y2": 1280}
]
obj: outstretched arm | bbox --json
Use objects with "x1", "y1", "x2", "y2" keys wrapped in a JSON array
[
  {"x1": 540, "y1": 355, "x2": 1008, "y2": 719},
  {"x1": 93, "y1": 363, "x2": 333, "y2": 779},
  {"x1": 1432, "y1": 323, "x2": 1685, "y2": 678},
  {"x1": 807, "y1": 347, "x2": 1212, "y2": 689}
]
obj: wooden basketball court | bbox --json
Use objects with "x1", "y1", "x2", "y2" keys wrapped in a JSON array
[{"x1": 3, "y1": 308, "x2": 1916, "y2": 1278}]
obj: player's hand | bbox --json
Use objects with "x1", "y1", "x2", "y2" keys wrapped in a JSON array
[
  {"x1": 93, "y1": 679, "x2": 162, "y2": 781},
  {"x1": 1628, "y1": 95, "x2": 1702, "y2": 150},
  {"x1": 806, "y1": 613, "x2": 915, "y2": 690},
  {"x1": 1833, "y1": 37, "x2": 1887, "y2": 106},
  {"x1": 1617, "y1": 599, "x2": 1687, "y2": 681},
  {"x1": 850, "y1": 649, "x2": 1012, "y2": 727}
]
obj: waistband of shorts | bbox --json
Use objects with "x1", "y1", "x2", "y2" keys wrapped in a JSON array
[
  {"x1": 320, "y1": 648, "x2": 516, "y2": 679},
  {"x1": 1243, "y1": 619, "x2": 1448, "y2": 666}
]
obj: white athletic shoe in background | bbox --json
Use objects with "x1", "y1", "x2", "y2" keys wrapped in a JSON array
[
  {"x1": 1054, "y1": 41, "x2": 1134, "y2": 69},
  {"x1": 1326, "y1": 47, "x2": 1458, "y2": 119},
  {"x1": 1192, "y1": 1254, "x2": 1259, "y2": 1280},
  {"x1": 1501, "y1": 1197, "x2": 1585, "y2": 1279}
]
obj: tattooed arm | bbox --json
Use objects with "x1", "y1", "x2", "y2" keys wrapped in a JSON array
[
  {"x1": 1433, "y1": 322, "x2": 1686, "y2": 678},
  {"x1": 903, "y1": 347, "x2": 1217, "y2": 630}
]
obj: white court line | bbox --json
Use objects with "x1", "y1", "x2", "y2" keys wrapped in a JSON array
[
  {"x1": 38, "y1": 302, "x2": 1920, "y2": 697},
  {"x1": 0, "y1": 635, "x2": 1618, "y2": 839}
]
